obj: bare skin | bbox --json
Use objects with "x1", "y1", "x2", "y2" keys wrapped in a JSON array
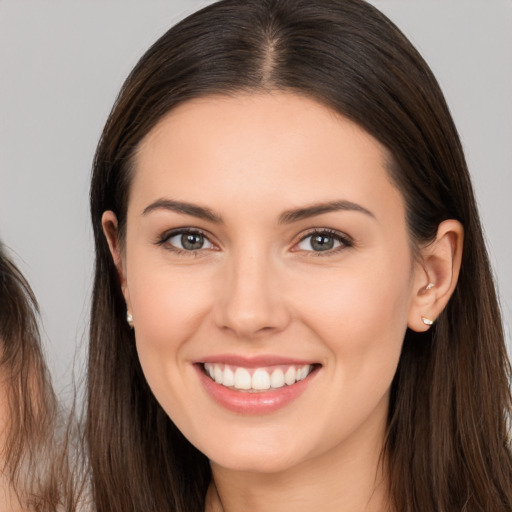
[{"x1": 103, "y1": 92, "x2": 463, "y2": 512}]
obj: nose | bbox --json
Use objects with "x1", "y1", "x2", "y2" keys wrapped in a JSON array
[{"x1": 214, "y1": 248, "x2": 291, "y2": 339}]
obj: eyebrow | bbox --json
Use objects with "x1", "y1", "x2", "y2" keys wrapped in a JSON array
[
  {"x1": 278, "y1": 200, "x2": 375, "y2": 224},
  {"x1": 142, "y1": 199, "x2": 223, "y2": 223},
  {"x1": 142, "y1": 198, "x2": 374, "y2": 224}
]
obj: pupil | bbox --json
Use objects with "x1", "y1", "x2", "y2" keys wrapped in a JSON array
[
  {"x1": 311, "y1": 234, "x2": 334, "y2": 251},
  {"x1": 182, "y1": 233, "x2": 203, "y2": 250}
]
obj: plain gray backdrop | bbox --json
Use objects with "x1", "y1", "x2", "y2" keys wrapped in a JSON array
[{"x1": 1, "y1": 0, "x2": 511, "y2": 394}]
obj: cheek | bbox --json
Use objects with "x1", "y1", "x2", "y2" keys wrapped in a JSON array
[
  {"x1": 125, "y1": 257, "x2": 216, "y2": 397},
  {"x1": 294, "y1": 252, "x2": 412, "y2": 395},
  {"x1": 128, "y1": 260, "x2": 213, "y2": 341},
  {"x1": 126, "y1": 268, "x2": 216, "y2": 436},
  {"x1": 289, "y1": 264, "x2": 410, "y2": 450},
  {"x1": 299, "y1": 254, "x2": 411, "y2": 340}
]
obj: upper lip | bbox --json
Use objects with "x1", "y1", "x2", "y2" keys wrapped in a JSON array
[{"x1": 196, "y1": 354, "x2": 319, "y2": 368}]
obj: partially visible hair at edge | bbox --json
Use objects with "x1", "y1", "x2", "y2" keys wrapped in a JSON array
[
  {"x1": 0, "y1": 244, "x2": 68, "y2": 511},
  {"x1": 86, "y1": 1, "x2": 512, "y2": 511}
]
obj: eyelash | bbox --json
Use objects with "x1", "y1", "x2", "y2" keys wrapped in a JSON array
[
  {"x1": 156, "y1": 228, "x2": 215, "y2": 257},
  {"x1": 155, "y1": 227, "x2": 353, "y2": 256},
  {"x1": 294, "y1": 228, "x2": 353, "y2": 256}
]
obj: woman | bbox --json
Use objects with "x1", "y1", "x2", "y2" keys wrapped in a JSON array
[
  {"x1": 87, "y1": 0, "x2": 512, "y2": 511},
  {"x1": 0, "y1": 245, "x2": 63, "y2": 511}
]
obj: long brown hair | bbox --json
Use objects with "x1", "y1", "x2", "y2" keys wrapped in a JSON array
[
  {"x1": 87, "y1": 1, "x2": 512, "y2": 511},
  {"x1": 0, "y1": 245, "x2": 62, "y2": 511}
]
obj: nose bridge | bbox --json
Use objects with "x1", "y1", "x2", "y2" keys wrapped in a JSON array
[{"x1": 215, "y1": 242, "x2": 289, "y2": 338}]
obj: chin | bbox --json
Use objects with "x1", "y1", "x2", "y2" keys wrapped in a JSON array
[
  {"x1": 197, "y1": 432, "x2": 311, "y2": 474},
  {"x1": 209, "y1": 450, "x2": 302, "y2": 474}
]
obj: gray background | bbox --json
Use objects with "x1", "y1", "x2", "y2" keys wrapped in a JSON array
[{"x1": 1, "y1": 0, "x2": 511, "y2": 395}]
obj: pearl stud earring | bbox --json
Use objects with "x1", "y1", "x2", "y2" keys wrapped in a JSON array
[{"x1": 126, "y1": 312, "x2": 133, "y2": 326}]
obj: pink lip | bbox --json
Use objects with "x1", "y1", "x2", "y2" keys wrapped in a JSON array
[
  {"x1": 197, "y1": 354, "x2": 315, "y2": 368},
  {"x1": 194, "y1": 360, "x2": 319, "y2": 415}
]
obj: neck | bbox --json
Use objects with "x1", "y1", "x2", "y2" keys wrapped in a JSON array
[{"x1": 206, "y1": 417, "x2": 390, "y2": 512}]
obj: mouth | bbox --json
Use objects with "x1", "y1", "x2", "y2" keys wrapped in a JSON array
[
  {"x1": 202, "y1": 362, "x2": 317, "y2": 393},
  {"x1": 195, "y1": 356, "x2": 321, "y2": 414}
]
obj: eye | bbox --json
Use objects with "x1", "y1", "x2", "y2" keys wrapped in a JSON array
[
  {"x1": 295, "y1": 230, "x2": 351, "y2": 253},
  {"x1": 159, "y1": 229, "x2": 215, "y2": 252}
]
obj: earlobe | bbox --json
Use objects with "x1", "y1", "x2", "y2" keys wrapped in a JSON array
[{"x1": 408, "y1": 219, "x2": 464, "y2": 332}]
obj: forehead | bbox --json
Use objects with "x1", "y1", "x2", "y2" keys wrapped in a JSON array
[{"x1": 130, "y1": 92, "x2": 403, "y2": 223}]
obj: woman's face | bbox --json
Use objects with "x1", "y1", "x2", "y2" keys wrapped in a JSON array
[{"x1": 108, "y1": 93, "x2": 428, "y2": 474}]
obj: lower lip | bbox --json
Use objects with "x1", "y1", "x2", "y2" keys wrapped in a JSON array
[{"x1": 195, "y1": 365, "x2": 317, "y2": 415}]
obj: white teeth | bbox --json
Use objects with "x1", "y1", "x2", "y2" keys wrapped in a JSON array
[
  {"x1": 223, "y1": 366, "x2": 235, "y2": 387},
  {"x1": 234, "y1": 367, "x2": 252, "y2": 390},
  {"x1": 214, "y1": 365, "x2": 223, "y2": 384},
  {"x1": 203, "y1": 363, "x2": 313, "y2": 391},
  {"x1": 284, "y1": 367, "x2": 296, "y2": 385},
  {"x1": 297, "y1": 365, "x2": 309, "y2": 381},
  {"x1": 270, "y1": 368, "x2": 285, "y2": 388},
  {"x1": 252, "y1": 369, "x2": 271, "y2": 390}
]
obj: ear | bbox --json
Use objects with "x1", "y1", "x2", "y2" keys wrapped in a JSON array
[
  {"x1": 102, "y1": 211, "x2": 131, "y2": 313},
  {"x1": 408, "y1": 219, "x2": 464, "y2": 332}
]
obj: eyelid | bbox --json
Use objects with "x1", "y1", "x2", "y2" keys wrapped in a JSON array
[
  {"x1": 291, "y1": 228, "x2": 353, "y2": 254},
  {"x1": 155, "y1": 226, "x2": 352, "y2": 256},
  {"x1": 155, "y1": 227, "x2": 218, "y2": 253}
]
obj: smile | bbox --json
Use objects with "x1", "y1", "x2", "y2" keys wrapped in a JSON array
[
  {"x1": 196, "y1": 358, "x2": 320, "y2": 414},
  {"x1": 203, "y1": 363, "x2": 314, "y2": 392}
]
